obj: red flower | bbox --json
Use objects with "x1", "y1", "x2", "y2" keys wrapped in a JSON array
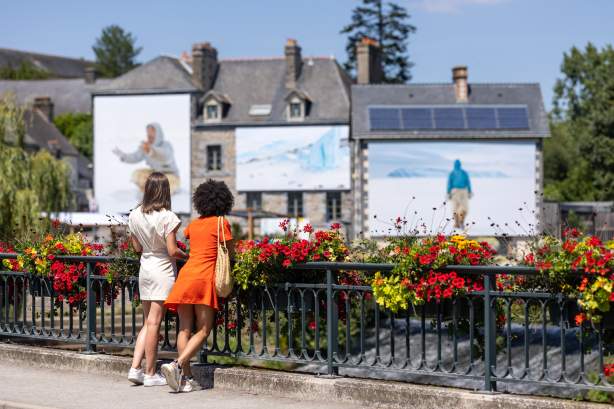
[
  {"x1": 303, "y1": 224, "x2": 314, "y2": 234},
  {"x1": 605, "y1": 363, "x2": 614, "y2": 377},
  {"x1": 330, "y1": 223, "x2": 341, "y2": 230},
  {"x1": 279, "y1": 219, "x2": 290, "y2": 232},
  {"x1": 282, "y1": 259, "x2": 292, "y2": 268},
  {"x1": 308, "y1": 321, "x2": 317, "y2": 331},
  {"x1": 574, "y1": 313, "x2": 586, "y2": 326}
]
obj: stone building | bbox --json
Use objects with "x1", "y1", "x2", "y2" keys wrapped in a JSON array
[{"x1": 94, "y1": 40, "x2": 353, "y2": 236}]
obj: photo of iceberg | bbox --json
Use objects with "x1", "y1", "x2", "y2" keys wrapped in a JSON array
[{"x1": 236, "y1": 126, "x2": 350, "y2": 191}]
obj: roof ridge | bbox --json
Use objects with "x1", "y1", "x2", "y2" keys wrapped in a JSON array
[
  {"x1": 353, "y1": 82, "x2": 541, "y2": 87},
  {"x1": 219, "y1": 56, "x2": 335, "y2": 63},
  {"x1": 0, "y1": 47, "x2": 92, "y2": 64}
]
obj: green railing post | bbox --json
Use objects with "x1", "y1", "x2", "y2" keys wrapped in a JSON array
[
  {"x1": 325, "y1": 268, "x2": 338, "y2": 377},
  {"x1": 483, "y1": 273, "x2": 496, "y2": 392},
  {"x1": 84, "y1": 262, "x2": 96, "y2": 353}
]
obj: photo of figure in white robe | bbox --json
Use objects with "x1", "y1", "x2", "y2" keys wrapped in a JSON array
[{"x1": 112, "y1": 123, "x2": 180, "y2": 194}]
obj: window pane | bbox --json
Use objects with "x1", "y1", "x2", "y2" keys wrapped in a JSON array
[
  {"x1": 287, "y1": 192, "x2": 303, "y2": 217},
  {"x1": 326, "y1": 192, "x2": 342, "y2": 221},
  {"x1": 206, "y1": 145, "x2": 222, "y2": 171},
  {"x1": 206, "y1": 104, "x2": 218, "y2": 119},
  {"x1": 246, "y1": 192, "x2": 262, "y2": 210},
  {"x1": 290, "y1": 103, "x2": 302, "y2": 117}
]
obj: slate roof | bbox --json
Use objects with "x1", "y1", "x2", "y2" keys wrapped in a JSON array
[
  {"x1": 0, "y1": 78, "x2": 112, "y2": 115},
  {"x1": 0, "y1": 48, "x2": 92, "y2": 78},
  {"x1": 94, "y1": 56, "x2": 197, "y2": 94},
  {"x1": 23, "y1": 109, "x2": 79, "y2": 156},
  {"x1": 94, "y1": 54, "x2": 351, "y2": 125},
  {"x1": 200, "y1": 57, "x2": 350, "y2": 126},
  {"x1": 351, "y1": 83, "x2": 550, "y2": 139}
]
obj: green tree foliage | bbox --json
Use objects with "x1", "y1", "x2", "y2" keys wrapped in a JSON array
[
  {"x1": 546, "y1": 43, "x2": 614, "y2": 201},
  {"x1": 53, "y1": 113, "x2": 93, "y2": 159},
  {"x1": 0, "y1": 61, "x2": 50, "y2": 80},
  {"x1": 92, "y1": 25, "x2": 142, "y2": 78},
  {"x1": 0, "y1": 96, "x2": 71, "y2": 241},
  {"x1": 341, "y1": 0, "x2": 416, "y2": 83}
]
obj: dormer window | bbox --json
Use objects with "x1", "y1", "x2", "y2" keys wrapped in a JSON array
[
  {"x1": 285, "y1": 89, "x2": 311, "y2": 122},
  {"x1": 206, "y1": 103, "x2": 219, "y2": 121},
  {"x1": 201, "y1": 91, "x2": 231, "y2": 123},
  {"x1": 289, "y1": 101, "x2": 302, "y2": 118}
]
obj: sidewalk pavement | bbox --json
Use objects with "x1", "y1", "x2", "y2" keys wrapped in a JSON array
[{"x1": 0, "y1": 361, "x2": 364, "y2": 409}]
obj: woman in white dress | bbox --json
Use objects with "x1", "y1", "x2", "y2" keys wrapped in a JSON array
[{"x1": 126, "y1": 172, "x2": 187, "y2": 386}]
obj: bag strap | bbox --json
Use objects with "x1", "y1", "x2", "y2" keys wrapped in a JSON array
[{"x1": 217, "y1": 216, "x2": 227, "y2": 250}]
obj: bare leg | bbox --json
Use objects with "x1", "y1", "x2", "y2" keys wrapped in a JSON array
[
  {"x1": 176, "y1": 305, "x2": 216, "y2": 369},
  {"x1": 177, "y1": 304, "x2": 194, "y2": 377},
  {"x1": 144, "y1": 301, "x2": 165, "y2": 375},
  {"x1": 131, "y1": 301, "x2": 151, "y2": 369}
]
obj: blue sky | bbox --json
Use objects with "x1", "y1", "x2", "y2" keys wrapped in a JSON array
[{"x1": 1, "y1": 0, "x2": 611, "y2": 109}]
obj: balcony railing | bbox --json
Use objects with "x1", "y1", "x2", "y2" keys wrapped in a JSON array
[{"x1": 0, "y1": 254, "x2": 612, "y2": 399}]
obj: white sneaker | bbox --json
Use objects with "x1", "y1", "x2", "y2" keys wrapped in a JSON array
[
  {"x1": 161, "y1": 361, "x2": 182, "y2": 392},
  {"x1": 128, "y1": 367, "x2": 144, "y2": 385},
  {"x1": 143, "y1": 373, "x2": 167, "y2": 387},
  {"x1": 179, "y1": 377, "x2": 201, "y2": 393}
]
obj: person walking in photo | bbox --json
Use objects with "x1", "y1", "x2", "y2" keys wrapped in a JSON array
[
  {"x1": 126, "y1": 172, "x2": 187, "y2": 387},
  {"x1": 112, "y1": 123, "x2": 181, "y2": 195},
  {"x1": 161, "y1": 179, "x2": 235, "y2": 393},
  {"x1": 447, "y1": 159, "x2": 472, "y2": 229}
]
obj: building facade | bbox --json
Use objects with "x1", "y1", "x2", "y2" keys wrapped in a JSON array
[{"x1": 350, "y1": 43, "x2": 550, "y2": 237}]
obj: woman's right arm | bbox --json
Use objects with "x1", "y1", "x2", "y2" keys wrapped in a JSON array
[{"x1": 166, "y1": 226, "x2": 188, "y2": 260}]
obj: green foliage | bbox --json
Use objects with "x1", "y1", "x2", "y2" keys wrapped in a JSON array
[
  {"x1": 0, "y1": 97, "x2": 72, "y2": 241},
  {"x1": 341, "y1": 0, "x2": 416, "y2": 83},
  {"x1": 53, "y1": 112, "x2": 93, "y2": 159},
  {"x1": 0, "y1": 93, "x2": 27, "y2": 147},
  {"x1": 546, "y1": 43, "x2": 614, "y2": 201},
  {"x1": 0, "y1": 61, "x2": 50, "y2": 80},
  {"x1": 92, "y1": 25, "x2": 142, "y2": 78}
]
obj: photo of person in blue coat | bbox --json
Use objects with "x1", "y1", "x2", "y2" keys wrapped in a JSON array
[{"x1": 447, "y1": 159, "x2": 472, "y2": 229}]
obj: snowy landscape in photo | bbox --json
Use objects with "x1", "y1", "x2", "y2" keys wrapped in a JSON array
[
  {"x1": 236, "y1": 126, "x2": 350, "y2": 191},
  {"x1": 368, "y1": 141, "x2": 537, "y2": 236}
]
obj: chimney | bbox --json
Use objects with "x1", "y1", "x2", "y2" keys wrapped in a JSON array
[
  {"x1": 84, "y1": 67, "x2": 97, "y2": 84},
  {"x1": 33, "y1": 97, "x2": 54, "y2": 122},
  {"x1": 452, "y1": 66, "x2": 469, "y2": 103},
  {"x1": 356, "y1": 37, "x2": 383, "y2": 85},
  {"x1": 192, "y1": 42, "x2": 218, "y2": 92},
  {"x1": 285, "y1": 39, "x2": 302, "y2": 89}
]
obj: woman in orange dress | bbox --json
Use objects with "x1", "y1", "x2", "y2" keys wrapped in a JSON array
[{"x1": 161, "y1": 180, "x2": 234, "y2": 393}]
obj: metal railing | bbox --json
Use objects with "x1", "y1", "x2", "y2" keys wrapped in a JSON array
[{"x1": 0, "y1": 254, "x2": 612, "y2": 398}]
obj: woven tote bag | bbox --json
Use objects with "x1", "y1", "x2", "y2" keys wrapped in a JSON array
[{"x1": 215, "y1": 216, "x2": 233, "y2": 297}]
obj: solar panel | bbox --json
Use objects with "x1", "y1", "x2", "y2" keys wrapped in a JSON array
[
  {"x1": 401, "y1": 108, "x2": 433, "y2": 129},
  {"x1": 369, "y1": 108, "x2": 401, "y2": 130},
  {"x1": 497, "y1": 107, "x2": 529, "y2": 129},
  {"x1": 433, "y1": 108, "x2": 464, "y2": 129},
  {"x1": 466, "y1": 108, "x2": 497, "y2": 129}
]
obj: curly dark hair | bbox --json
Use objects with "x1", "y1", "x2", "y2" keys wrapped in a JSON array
[{"x1": 193, "y1": 179, "x2": 234, "y2": 217}]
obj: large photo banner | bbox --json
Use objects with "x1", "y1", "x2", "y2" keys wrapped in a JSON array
[
  {"x1": 368, "y1": 141, "x2": 537, "y2": 236},
  {"x1": 236, "y1": 126, "x2": 350, "y2": 191},
  {"x1": 94, "y1": 94, "x2": 191, "y2": 214}
]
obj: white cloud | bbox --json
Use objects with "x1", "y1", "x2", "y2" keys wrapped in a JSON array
[{"x1": 410, "y1": 0, "x2": 508, "y2": 14}]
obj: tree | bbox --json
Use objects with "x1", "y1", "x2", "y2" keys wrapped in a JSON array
[
  {"x1": 92, "y1": 25, "x2": 142, "y2": 78},
  {"x1": 546, "y1": 43, "x2": 614, "y2": 201},
  {"x1": 53, "y1": 113, "x2": 93, "y2": 159},
  {"x1": 341, "y1": 0, "x2": 416, "y2": 83},
  {"x1": 0, "y1": 95, "x2": 71, "y2": 241},
  {"x1": 0, "y1": 61, "x2": 50, "y2": 80}
]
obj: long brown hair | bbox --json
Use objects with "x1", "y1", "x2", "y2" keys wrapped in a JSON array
[{"x1": 141, "y1": 172, "x2": 171, "y2": 213}]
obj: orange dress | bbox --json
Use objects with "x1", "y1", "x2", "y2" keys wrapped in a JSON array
[{"x1": 164, "y1": 216, "x2": 232, "y2": 311}]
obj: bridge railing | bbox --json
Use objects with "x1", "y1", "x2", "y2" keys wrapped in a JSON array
[{"x1": 0, "y1": 254, "x2": 612, "y2": 397}]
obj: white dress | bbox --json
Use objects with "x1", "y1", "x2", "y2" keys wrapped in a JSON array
[{"x1": 128, "y1": 206, "x2": 181, "y2": 301}]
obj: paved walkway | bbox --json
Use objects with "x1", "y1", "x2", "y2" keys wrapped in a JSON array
[{"x1": 0, "y1": 362, "x2": 364, "y2": 409}]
